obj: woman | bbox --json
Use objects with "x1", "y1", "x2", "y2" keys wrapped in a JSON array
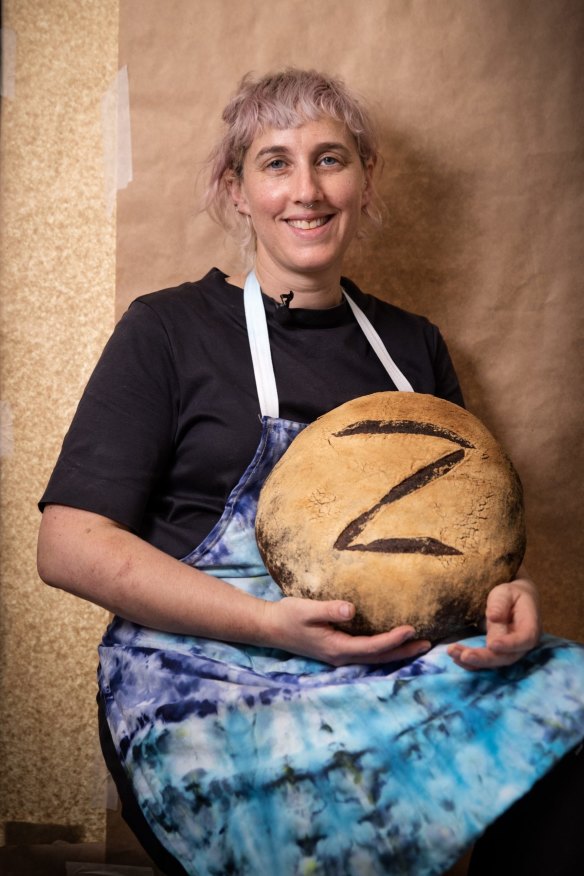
[{"x1": 38, "y1": 69, "x2": 583, "y2": 876}]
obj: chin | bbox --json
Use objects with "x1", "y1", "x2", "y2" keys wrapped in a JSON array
[{"x1": 281, "y1": 249, "x2": 346, "y2": 276}]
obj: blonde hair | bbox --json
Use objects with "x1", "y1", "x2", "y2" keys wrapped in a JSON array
[{"x1": 202, "y1": 68, "x2": 383, "y2": 261}]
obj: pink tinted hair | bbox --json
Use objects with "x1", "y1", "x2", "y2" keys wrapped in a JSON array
[{"x1": 202, "y1": 68, "x2": 383, "y2": 260}]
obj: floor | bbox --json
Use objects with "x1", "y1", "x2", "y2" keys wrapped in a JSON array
[
  {"x1": 0, "y1": 811, "x2": 163, "y2": 876},
  {"x1": 0, "y1": 812, "x2": 472, "y2": 875}
]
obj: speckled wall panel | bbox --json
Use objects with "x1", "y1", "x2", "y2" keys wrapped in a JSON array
[{"x1": 0, "y1": 0, "x2": 118, "y2": 844}]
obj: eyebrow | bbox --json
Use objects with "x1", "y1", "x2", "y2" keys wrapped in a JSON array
[{"x1": 253, "y1": 142, "x2": 352, "y2": 162}]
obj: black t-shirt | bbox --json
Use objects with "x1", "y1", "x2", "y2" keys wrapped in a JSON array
[{"x1": 40, "y1": 268, "x2": 464, "y2": 558}]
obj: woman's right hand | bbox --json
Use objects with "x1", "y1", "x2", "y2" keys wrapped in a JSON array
[{"x1": 262, "y1": 596, "x2": 431, "y2": 667}]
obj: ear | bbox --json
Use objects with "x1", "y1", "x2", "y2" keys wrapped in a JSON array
[
  {"x1": 361, "y1": 158, "x2": 375, "y2": 210},
  {"x1": 226, "y1": 172, "x2": 251, "y2": 216}
]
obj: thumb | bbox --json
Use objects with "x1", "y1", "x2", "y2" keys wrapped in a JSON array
[{"x1": 314, "y1": 600, "x2": 355, "y2": 624}]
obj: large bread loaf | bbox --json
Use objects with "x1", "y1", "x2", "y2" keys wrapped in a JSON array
[{"x1": 256, "y1": 392, "x2": 525, "y2": 640}]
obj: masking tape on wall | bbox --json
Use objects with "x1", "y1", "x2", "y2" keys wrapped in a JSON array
[
  {"x1": 101, "y1": 65, "x2": 133, "y2": 215},
  {"x1": 1, "y1": 28, "x2": 17, "y2": 99}
]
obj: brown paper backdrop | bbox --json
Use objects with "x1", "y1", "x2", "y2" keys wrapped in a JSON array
[{"x1": 119, "y1": 0, "x2": 583, "y2": 641}]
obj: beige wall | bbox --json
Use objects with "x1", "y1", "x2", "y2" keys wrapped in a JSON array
[
  {"x1": 0, "y1": 0, "x2": 118, "y2": 845},
  {"x1": 1, "y1": 0, "x2": 582, "y2": 848}
]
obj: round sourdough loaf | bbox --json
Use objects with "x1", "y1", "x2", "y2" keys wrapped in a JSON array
[{"x1": 256, "y1": 392, "x2": 525, "y2": 640}]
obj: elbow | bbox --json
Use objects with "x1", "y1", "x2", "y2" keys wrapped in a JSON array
[
  {"x1": 36, "y1": 503, "x2": 85, "y2": 591},
  {"x1": 37, "y1": 549, "x2": 59, "y2": 590},
  {"x1": 36, "y1": 503, "x2": 127, "y2": 599},
  {"x1": 37, "y1": 515, "x2": 65, "y2": 588}
]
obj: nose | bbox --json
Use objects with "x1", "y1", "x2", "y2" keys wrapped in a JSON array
[{"x1": 294, "y1": 162, "x2": 321, "y2": 206}]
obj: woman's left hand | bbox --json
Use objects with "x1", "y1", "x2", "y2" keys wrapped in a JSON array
[{"x1": 447, "y1": 575, "x2": 542, "y2": 671}]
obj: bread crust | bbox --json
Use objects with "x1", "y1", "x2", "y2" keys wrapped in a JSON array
[{"x1": 256, "y1": 393, "x2": 526, "y2": 640}]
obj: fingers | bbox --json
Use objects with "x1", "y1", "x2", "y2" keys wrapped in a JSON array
[
  {"x1": 484, "y1": 582, "x2": 519, "y2": 626},
  {"x1": 314, "y1": 600, "x2": 419, "y2": 640},
  {"x1": 447, "y1": 642, "x2": 524, "y2": 671},
  {"x1": 272, "y1": 597, "x2": 431, "y2": 666},
  {"x1": 485, "y1": 582, "x2": 541, "y2": 652},
  {"x1": 447, "y1": 625, "x2": 541, "y2": 670},
  {"x1": 331, "y1": 627, "x2": 431, "y2": 665},
  {"x1": 326, "y1": 616, "x2": 432, "y2": 666},
  {"x1": 447, "y1": 580, "x2": 541, "y2": 671},
  {"x1": 487, "y1": 625, "x2": 540, "y2": 654},
  {"x1": 447, "y1": 609, "x2": 540, "y2": 671},
  {"x1": 326, "y1": 636, "x2": 432, "y2": 667}
]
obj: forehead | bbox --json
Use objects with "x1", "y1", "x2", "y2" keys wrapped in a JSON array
[{"x1": 245, "y1": 116, "x2": 358, "y2": 160}]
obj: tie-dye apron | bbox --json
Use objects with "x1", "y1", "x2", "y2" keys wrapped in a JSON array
[{"x1": 98, "y1": 271, "x2": 584, "y2": 876}]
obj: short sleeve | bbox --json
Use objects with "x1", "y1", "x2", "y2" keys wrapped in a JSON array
[
  {"x1": 39, "y1": 300, "x2": 179, "y2": 530},
  {"x1": 431, "y1": 327, "x2": 465, "y2": 407}
]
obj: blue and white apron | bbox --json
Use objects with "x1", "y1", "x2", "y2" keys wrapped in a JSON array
[{"x1": 99, "y1": 272, "x2": 584, "y2": 876}]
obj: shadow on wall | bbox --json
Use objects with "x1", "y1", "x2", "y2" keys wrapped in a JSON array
[{"x1": 344, "y1": 122, "x2": 493, "y2": 421}]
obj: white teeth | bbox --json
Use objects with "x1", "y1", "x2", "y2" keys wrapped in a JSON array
[{"x1": 287, "y1": 217, "x2": 328, "y2": 230}]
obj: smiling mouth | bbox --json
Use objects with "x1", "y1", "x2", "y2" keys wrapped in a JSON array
[{"x1": 286, "y1": 216, "x2": 331, "y2": 230}]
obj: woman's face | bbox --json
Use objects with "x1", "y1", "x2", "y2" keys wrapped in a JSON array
[{"x1": 231, "y1": 117, "x2": 373, "y2": 289}]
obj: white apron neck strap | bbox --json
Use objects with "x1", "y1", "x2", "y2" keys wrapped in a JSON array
[
  {"x1": 342, "y1": 289, "x2": 414, "y2": 392},
  {"x1": 243, "y1": 271, "x2": 280, "y2": 418},
  {"x1": 243, "y1": 271, "x2": 415, "y2": 418}
]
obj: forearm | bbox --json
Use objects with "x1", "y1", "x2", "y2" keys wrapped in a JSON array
[
  {"x1": 37, "y1": 505, "x2": 431, "y2": 666},
  {"x1": 37, "y1": 504, "x2": 271, "y2": 644}
]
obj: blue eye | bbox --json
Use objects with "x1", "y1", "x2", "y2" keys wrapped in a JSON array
[
  {"x1": 320, "y1": 155, "x2": 339, "y2": 166},
  {"x1": 267, "y1": 159, "x2": 286, "y2": 170}
]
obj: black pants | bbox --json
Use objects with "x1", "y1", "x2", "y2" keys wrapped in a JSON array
[
  {"x1": 468, "y1": 740, "x2": 584, "y2": 876},
  {"x1": 98, "y1": 697, "x2": 583, "y2": 876},
  {"x1": 98, "y1": 698, "x2": 189, "y2": 876}
]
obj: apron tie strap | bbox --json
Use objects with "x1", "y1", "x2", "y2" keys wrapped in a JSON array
[
  {"x1": 244, "y1": 272, "x2": 280, "y2": 418},
  {"x1": 244, "y1": 270, "x2": 414, "y2": 419}
]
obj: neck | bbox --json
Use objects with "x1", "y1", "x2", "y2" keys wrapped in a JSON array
[{"x1": 253, "y1": 260, "x2": 343, "y2": 310}]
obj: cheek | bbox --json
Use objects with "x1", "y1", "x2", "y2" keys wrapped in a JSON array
[
  {"x1": 248, "y1": 192, "x2": 286, "y2": 224},
  {"x1": 334, "y1": 178, "x2": 368, "y2": 216}
]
